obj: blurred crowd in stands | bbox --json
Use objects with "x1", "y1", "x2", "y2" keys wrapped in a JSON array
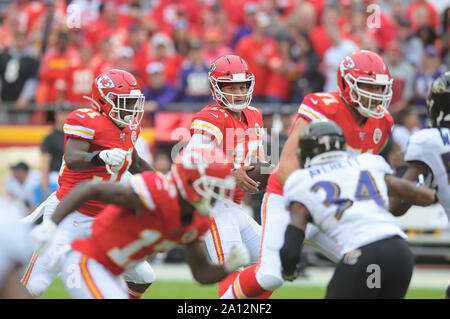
[
  {"x1": 0, "y1": 0, "x2": 448, "y2": 127},
  {"x1": 1, "y1": 0, "x2": 449, "y2": 244}
]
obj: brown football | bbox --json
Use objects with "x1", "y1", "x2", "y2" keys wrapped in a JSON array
[{"x1": 246, "y1": 162, "x2": 275, "y2": 194}]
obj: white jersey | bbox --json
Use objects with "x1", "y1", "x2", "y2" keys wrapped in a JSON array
[
  {"x1": 284, "y1": 153, "x2": 406, "y2": 255},
  {"x1": 0, "y1": 196, "x2": 32, "y2": 287},
  {"x1": 404, "y1": 127, "x2": 450, "y2": 219}
]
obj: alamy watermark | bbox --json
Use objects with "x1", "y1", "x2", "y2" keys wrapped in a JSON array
[
  {"x1": 65, "y1": 4, "x2": 82, "y2": 29},
  {"x1": 366, "y1": 4, "x2": 381, "y2": 29},
  {"x1": 366, "y1": 263, "x2": 381, "y2": 289},
  {"x1": 170, "y1": 127, "x2": 281, "y2": 174}
]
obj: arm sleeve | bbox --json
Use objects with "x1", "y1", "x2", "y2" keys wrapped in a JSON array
[
  {"x1": 283, "y1": 170, "x2": 315, "y2": 212},
  {"x1": 186, "y1": 133, "x2": 216, "y2": 148},
  {"x1": 296, "y1": 94, "x2": 330, "y2": 122},
  {"x1": 404, "y1": 131, "x2": 428, "y2": 163},
  {"x1": 63, "y1": 112, "x2": 96, "y2": 141},
  {"x1": 190, "y1": 113, "x2": 224, "y2": 144}
]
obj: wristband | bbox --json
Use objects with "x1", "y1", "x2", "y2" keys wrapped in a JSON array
[{"x1": 85, "y1": 151, "x2": 105, "y2": 166}]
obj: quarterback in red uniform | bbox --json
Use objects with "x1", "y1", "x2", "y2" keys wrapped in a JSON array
[
  {"x1": 220, "y1": 50, "x2": 395, "y2": 299},
  {"x1": 22, "y1": 69, "x2": 154, "y2": 299},
  {"x1": 188, "y1": 55, "x2": 269, "y2": 297},
  {"x1": 30, "y1": 146, "x2": 250, "y2": 298}
]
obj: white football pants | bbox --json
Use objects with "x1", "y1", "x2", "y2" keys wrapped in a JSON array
[
  {"x1": 21, "y1": 193, "x2": 155, "y2": 297},
  {"x1": 256, "y1": 193, "x2": 342, "y2": 291},
  {"x1": 204, "y1": 200, "x2": 262, "y2": 267}
]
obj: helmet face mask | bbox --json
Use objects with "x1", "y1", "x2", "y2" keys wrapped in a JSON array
[
  {"x1": 426, "y1": 71, "x2": 450, "y2": 128},
  {"x1": 209, "y1": 55, "x2": 255, "y2": 112},
  {"x1": 171, "y1": 147, "x2": 236, "y2": 216},
  {"x1": 211, "y1": 80, "x2": 254, "y2": 112},
  {"x1": 345, "y1": 73, "x2": 393, "y2": 119},
  {"x1": 105, "y1": 90, "x2": 145, "y2": 129},
  {"x1": 190, "y1": 175, "x2": 236, "y2": 215},
  {"x1": 338, "y1": 50, "x2": 393, "y2": 119},
  {"x1": 89, "y1": 69, "x2": 145, "y2": 130},
  {"x1": 298, "y1": 120, "x2": 348, "y2": 168}
]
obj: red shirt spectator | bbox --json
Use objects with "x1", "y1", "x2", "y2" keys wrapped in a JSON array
[
  {"x1": 29, "y1": 0, "x2": 68, "y2": 56},
  {"x1": 2, "y1": 0, "x2": 45, "y2": 33},
  {"x1": 84, "y1": 3, "x2": 130, "y2": 52},
  {"x1": 149, "y1": 0, "x2": 202, "y2": 36},
  {"x1": 36, "y1": 32, "x2": 80, "y2": 104},
  {"x1": 309, "y1": 6, "x2": 340, "y2": 58},
  {"x1": 236, "y1": 12, "x2": 279, "y2": 100},
  {"x1": 90, "y1": 37, "x2": 118, "y2": 76},
  {"x1": 365, "y1": 12, "x2": 398, "y2": 51},
  {"x1": 62, "y1": 45, "x2": 97, "y2": 106},
  {"x1": 221, "y1": 0, "x2": 259, "y2": 26},
  {"x1": 265, "y1": 37, "x2": 294, "y2": 103},
  {"x1": 305, "y1": 0, "x2": 326, "y2": 25},
  {"x1": 406, "y1": 0, "x2": 441, "y2": 31},
  {"x1": 202, "y1": 27, "x2": 233, "y2": 66},
  {"x1": 138, "y1": 33, "x2": 184, "y2": 87}
]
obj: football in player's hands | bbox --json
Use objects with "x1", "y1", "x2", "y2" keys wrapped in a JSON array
[{"x1": 245, "y1": 161, "x2": 275, "y2": 194}]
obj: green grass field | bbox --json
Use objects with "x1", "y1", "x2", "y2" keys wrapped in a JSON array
[{"x1": 40, "y1": 278, "x2": 445, "y2": 299}]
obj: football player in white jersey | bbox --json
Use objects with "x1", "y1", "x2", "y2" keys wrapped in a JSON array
[
  {"x1": 0, "y1": 196, "x2": 33, "y2": 298},
  {"x1": 390, "y1": 71, "x2": 450, "y2": 298},
  {"x1": 280, "y1": 120, "x2": 436, "y2": 298}
]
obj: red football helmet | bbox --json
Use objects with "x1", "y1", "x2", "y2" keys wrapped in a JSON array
[
  {"x1": 88, "y1": 69, "x2": 145, "y2": 129},
  {"x1": 171, "y1": 146, "x2": 235, "y2": 216},
  {"x1": 337, "y1": 50, "x2": 393, "y2": 119},
  {"x1": 209, "y1": 55, "x2": 255, "y2": 112}
]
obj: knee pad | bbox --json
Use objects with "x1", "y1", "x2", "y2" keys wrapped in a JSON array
[
  {"x1": 123, "y1": 261, "x2": 156, "y2": 284},
  {"x1": 255, "y1": 272, "x2": 284, "y2": 292}
]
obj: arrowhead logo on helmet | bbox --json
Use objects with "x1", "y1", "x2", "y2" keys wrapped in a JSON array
[
  {"x1": 340, "y1": 56, "x2": 355, "y2": 72},
  {"x1": 97, "y1": 75, "x2": 115, "y2": 89}
]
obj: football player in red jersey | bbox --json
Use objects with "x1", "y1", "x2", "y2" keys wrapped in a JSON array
[
  {"x1": 188, "y1": 55, "x2": 270, "y2": 298},
  {"x1": 30, "y1": 146, "x2": 250, "y2": 299},
  {"x1": 220, "y1": 50, "x2": 396, "y2": 299},
  {"x1": 22, "y1": 69, "x2": 155, "y2": 299}
]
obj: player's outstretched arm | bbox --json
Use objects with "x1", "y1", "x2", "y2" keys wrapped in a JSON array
[
  {"x1": 386, "y1": 167, "x2": 435, "y2": 216},
  {"x1": 51, "y1": 181, "x2": 144, "y2": 225},
  {"x1": 129, "y1": 148, "x2": 154, "y2": 174},
  {"x1": 279, "y1": 202, "x2": 309, "y2": 281},
  {"x1": 184, "y1": 241, "x2": 250, "y2": 285},
  {"x1": 277, "y1": 117, "x2": 309, "y2": 185},
  {"x1": 30, "y1": 181, "x2": 145, "y2": 253}
]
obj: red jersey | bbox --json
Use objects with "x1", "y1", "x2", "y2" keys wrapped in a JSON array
[
  {"x1": 236, "y1": 35, "x2": 279, "y2": 97},
  {"x1": 56, "y1": 108, "x2": 140, "y2": 217},
  {"x1": 38, "y1": 47, "x2": 80, "y2": 102},
  {"x1": 190, "y1": 105, "x2": 264, "y2": 204},
  {"x1": 63, "y1": 64, "x2": 96, "y2": 105},
  {"x1": 71, "y1": 171, "x2": 211, "y2": 276},
  {"x1": 266, "y1": 91, "x2": 393, "y2": 195}
]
